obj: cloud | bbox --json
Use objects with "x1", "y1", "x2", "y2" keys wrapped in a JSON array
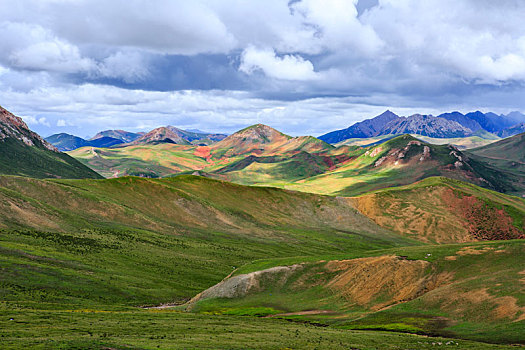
[
  {"x1": 240, "y1": 46, "x2": 319, "y2": 81},
  {"x1": 2, "y1": 0, "x2": 237, "y2": 56},
  {"x1": 0, "y1": 0, "x2": 525, "y2": 137},
  {"x1": 98, "y1": 51, "x2": 150, "y2": 83},
  {"x1": 3, "y1": 83, "x2": 523, "y2": 139},
  {"x1": 22, "y1": 115, "x2": 51, "y2": 127},
  {"x1": 0, "y1": 22, "x2": 96, "y2": 74},
  {"x1": 363, "y1": 0, "x2": 525, "y2": 83}
]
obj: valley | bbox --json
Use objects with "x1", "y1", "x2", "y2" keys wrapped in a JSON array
[{"x1": 0, "y1": 105, "x2": 524, "y2": 349}]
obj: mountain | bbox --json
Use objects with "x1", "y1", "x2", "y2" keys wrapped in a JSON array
[
  {"x1": 320, "y1": 110, "x2": 523, "y2": 144},
  {"x1": 0, "y1": 106, "x2": 102, "y2": 179},
  {"x1": 438, "y1": 111, "x2": 484, "y2": 131},
  {"x1": 211, "y1": 124, "x2": 333, "y2": 157},
  {"x1": 68, "y1": 124, "x2": 517, "y2": 196},
  {"x1": 134, "y1": 125, "x2": 227, "y2": 145},
  {"x1": 464, "y1": 111, "x2": 514, "y2": 133},
  {"x1": 46, "y1": 133, "x2": 124, "y2": 151},
  {"x1": 134, "y1": 126, "x2": 190, "y2": 144},
  {"x1": 90, "y1": 129, "x2": 144, "y2": 143},
  {"x1": 319, "y1": 110, "x2": 399, "y2": 143},
  {"x1": 87, "y1": 136, "x2": 124, "y2": 148},
  {"x1": 379, "y1": 114, "x2": 472, "y2": 138},
  {"x1": 505, "y1": 111, "x2": 525, "y2": 124},
  {"x1": 497, "y1": 123, "x2": 525, "y2": 138},
  {"x1": 45, "y1": 133, "x2": 90, "y2": 151},
  {"x1": 70, "y1": 124, "x2": 340, "y2": 181}
]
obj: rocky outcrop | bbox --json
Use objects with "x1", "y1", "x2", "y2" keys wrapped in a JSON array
[{"x1": 0, "y1": 106, "x2": 58, "y2": 151}]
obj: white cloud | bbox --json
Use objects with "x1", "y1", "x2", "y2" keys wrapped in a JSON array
[
  {"x1": 364, "y1": 0, "x2": 525, "y2": 83},
  {"x1": 0, "y1": 22, "x2": 96, "y2": 74},
  {"x1": 21, "y1": 115, "x2": 50, "y2": 127},
  {"x1": 98, "y1": 51, "x2": 150, "y2": 83},
  {"x1": 240, "y1": 46, "x2": 318, "y2": 81},
  {"x1": 3, "y1": 83, "x2": 521, "y2": 138}
]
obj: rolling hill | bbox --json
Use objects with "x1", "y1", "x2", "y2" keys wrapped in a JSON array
[
  {"x1": 1, "y1": 174, "x2": 523, "y2": 348},
  {"x1": 68, "y1": 125, "x2": 520, "y2": 198},
  {"x1": 279, "y1": 134, "x2": 516, "y2": 196},
  {"x1": 467, "y1": 133, "x2": 525, "y2": 197},
  {"x1": 210, "y1": 124, "x2": 333, "y2": 157},
  {"x1": 353, "y1": 177, "x2": 525, "y2": 243},
  {"x1": 0, "y1": 106, "x2": 102, "y2": 179},
  {"x1": 187, "y1": 239, "x2": 524, "y2": 344},
  {"x1": 69, "y1": 124, "x2": 341, "y2": 182},
  {"x1": 0, "y1": 174, "x2": 410, "y2": 308}
]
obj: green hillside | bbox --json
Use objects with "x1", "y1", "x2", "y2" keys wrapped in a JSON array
[
  {"x1": 467, "y1": 133, "x2": 525, "y2": 196},
  {"x1": 188, "y1": 240, "x2": 524, "y2": 344},
  {"x1": 277, "y1": 135, "x2": 515, "y2": 196},
  {"x1": 0, "y1": 175, "x2": 410, "y2": 308},
  {"x1": 0, "y1": 138, "x2": 102, "y2": 179}
]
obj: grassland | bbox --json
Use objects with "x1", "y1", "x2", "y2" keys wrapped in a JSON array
[
  {"x1": 0, "y1": 175, "x2": 412, "y2": 308},
  {"x1": 2, "y1": 308, "x2": 514, "y2": 349},
  {"x1": 1, "y1": 174, "x2": 523, "y2": 348}
]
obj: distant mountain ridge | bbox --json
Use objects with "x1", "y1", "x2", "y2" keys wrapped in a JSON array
[
  {"x1": 133, "y1": 125, "x2": 227, "y2": 145},
  {"x1": 90, "y1": 130, "x2": 144, "y2": 143},
  {"x1": 319, "y1": 110, "x2": 525, "y2": 143},
  {"x1": 47, "y1": 126, "x2": 229, "y2": 151},
  {"x1": 0, "y1": 106, "x2": 102, "y2": 179},
  {"x1": 46, "y1": 133, "x2": 125, "y2": 151},
  {"x1": 380, "y1": 114, "x2": 471, "y2": 138}
]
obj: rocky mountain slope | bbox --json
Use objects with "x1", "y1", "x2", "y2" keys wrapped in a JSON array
[
  {"x1": 0, "y1": 106, "x2": 102, "y2": 179},
  {"x1": 320, "y1": 110, "x2": 525, "y2": 143},
  {"x1": 380, "y1": 114, "x2": 471, "y2": 138}
]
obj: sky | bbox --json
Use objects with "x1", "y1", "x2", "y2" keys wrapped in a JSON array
[{"x1": 1, "y1": 0, "x2": 525, "y2": 138}]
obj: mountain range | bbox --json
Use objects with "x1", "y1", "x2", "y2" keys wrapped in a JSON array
[
  {"x1": 46, "y1": 126, "x2": 227, "y2": 151},
  {"x1": 319, "y1": 110, "x2": 525, "y2": 143}
]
